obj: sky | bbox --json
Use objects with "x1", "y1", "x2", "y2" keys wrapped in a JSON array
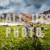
[{"x1": 0, "y1": 0, "x2": 50, "y2": 14}]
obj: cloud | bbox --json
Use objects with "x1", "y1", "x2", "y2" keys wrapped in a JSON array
[
  {"x1": 39, "y1": 4, "x2": 50, "y2": 13},
  {"x1": 0, "y1": 0, "x2": 10, "y2": 7},
  {"x1": 20, "y1": 5, "x2": 37, "y2": 14},
  {"x1": 25, "y1": 0, "x2": 50, "y2": 5},
  {"x1": 0, "y1": 0, "x2": 50, "y2": 14}
]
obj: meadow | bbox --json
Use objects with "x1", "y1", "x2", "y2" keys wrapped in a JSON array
[{"x1": 0, "y1": 24, "x2": 50, "y2": 50}]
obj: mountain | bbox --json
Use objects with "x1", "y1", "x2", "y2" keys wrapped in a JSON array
[{"x1": 43, "y1": 10, "x2": 50, "y2": 14}]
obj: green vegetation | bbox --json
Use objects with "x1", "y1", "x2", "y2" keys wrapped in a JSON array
[{"x1": 0, "y1": 24, "x2": 50, "y2": 50}]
